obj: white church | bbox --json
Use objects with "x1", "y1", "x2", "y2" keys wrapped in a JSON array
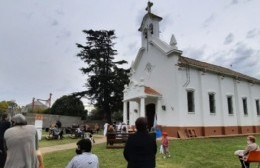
[{"x1": 123, "y1": 2, "x2": 260, "y2": 137}]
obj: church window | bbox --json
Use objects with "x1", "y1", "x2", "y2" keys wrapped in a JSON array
[
  {"x1": 143, "y1": 28, "x2": 148, "y2": 38},
  {"x1": 208, "y1": 93, "x2": 215, "y2": 114},
  {"x1": 187, "y1": 90, "x2": 195, "y2": 112},
  {"x1": 149, "y1": 23, "x2": 153, "y2": 34},
  {"x1": 242, "y1": 97, "x2": 248, "y2": 115},
  {"x1": 256, "y1": 99, "x2": 260, "y2": 116},
  {"x1": 227, "y1": 96, "x2": 233, "y2": 115}
]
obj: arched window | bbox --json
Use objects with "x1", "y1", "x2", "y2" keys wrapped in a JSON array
[{"x1": 149, "y1": 23, "x2": 153, "y2": 34}]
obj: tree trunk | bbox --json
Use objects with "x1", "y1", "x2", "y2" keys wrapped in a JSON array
[{"x1": 104, "y1": 101, "x2": 112, "y2": 123}]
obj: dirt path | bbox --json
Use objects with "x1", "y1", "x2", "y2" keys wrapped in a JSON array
[{"x1": 40, "y1": 136, "x2": 106, "y2": 154}]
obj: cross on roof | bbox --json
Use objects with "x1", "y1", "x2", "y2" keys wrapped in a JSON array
[{"x1": 145, "y1": 1, "x2": 153, "y2": 13}]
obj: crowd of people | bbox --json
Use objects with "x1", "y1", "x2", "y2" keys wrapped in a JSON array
[{"x1": 1, "y1": 113, "x2": 259, "y2": 168}]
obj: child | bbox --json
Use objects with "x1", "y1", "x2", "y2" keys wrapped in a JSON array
[{"x1": 161, "y1": 132, "x2": 170, "y2": 159}]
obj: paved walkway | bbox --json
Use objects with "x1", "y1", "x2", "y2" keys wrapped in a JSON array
[
  {"x1": 40, "y1": 135, "x2": 177, "y2": 154},
  {"x1": 40, "y1": 135, "x2": 106, "y2": 154}
]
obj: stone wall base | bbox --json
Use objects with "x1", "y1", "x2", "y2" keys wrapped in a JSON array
[{"x1": 160, "y1": 125, "x2": 260, "y2": 138}]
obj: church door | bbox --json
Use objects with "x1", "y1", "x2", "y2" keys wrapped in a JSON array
[{"x1": 146, "y1": 103, "x2": 155, "y2": 131}]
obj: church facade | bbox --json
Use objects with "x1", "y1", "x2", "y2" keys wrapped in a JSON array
[{"x1": 123, "y1": 2, "x2": 260, "y2": 137}]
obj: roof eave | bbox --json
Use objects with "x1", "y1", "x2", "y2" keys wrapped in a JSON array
[{"x1": 178, "y1": 62, "x2": 260, "y2": 84}]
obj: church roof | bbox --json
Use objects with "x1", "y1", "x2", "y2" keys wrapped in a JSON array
[
  {"x1": 26, "y1": 100, "x2": 48, "y2": 108},
  {"x1": 138, "y1": 13, "x2": 162, "y2": 32},
  {"x1": 144, "y1": 86, "x2": 161, "y2": 96},
  {"x1": 178, "y1": 56, "x2": 260, "y2": 84},
  {"x1": 132, "y1": 37, "x2": 182, "y2": 70},
  {"x1": 150, "y1": 36, "x2": 182, "y2": 55}
]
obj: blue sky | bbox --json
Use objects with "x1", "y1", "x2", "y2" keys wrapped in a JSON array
[{"x1": 0, "y1": 0, "x2": 259, "y2": 106}]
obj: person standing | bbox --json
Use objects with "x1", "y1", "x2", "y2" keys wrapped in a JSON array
[
  {"x1": 124, "y1": 117, "x2": 157, "y2": 168},
  {"x1": 66, "y1": 139, "x2": 99, "y2": 168},
  {"x1": 4, "y1": 114, "x2": 39, "y2": 168},
  {"x1": 103, "y1": 123, "x2": 108, "y2": 136},
  {"x1": 161, "y1": 132, "x2": 170, "y2": 159},
  {"x1": 0, "y1": 113, "x2": 11, "y2": 168},
  {"x1": 234, "y1": 135, "x2": 259, "y2": 168}
]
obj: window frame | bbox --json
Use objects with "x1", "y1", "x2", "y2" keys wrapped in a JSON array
[
  {"x1": 242, "y1": 97, "x2": 248, "y2": 115},
  {"x1": 187, "y1": 89, "x2": 195, "y2": 113},
  {"x1": 227, "y1": 95, "x2": 233, "y2": 115},
  {"x1": 208, "y1": 92, "x2": 216, "y2": 114},
  {"x1": 256, "y1": 99, "x2": 260, "y2": 116}
]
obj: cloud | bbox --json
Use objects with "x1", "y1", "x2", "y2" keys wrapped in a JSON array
[
  {"x1": 246, "y1": 29, "x2": 260, "y2": 39},
  {"x1": 136, "y1": 9, "x2": 145, "y2": 28},
  {"x1": 51, "y1": 20, "x2": 59, "y2": 26},
  {"x1": 183, "y1": 47, "x2": 205, "y2": 60},
  {"x1": 231, "y1": 43, "x2": 253, "y2": 64},
  {"x1": 56, "y1": 9, "x2": 64, "y2": 15},
  {"x1": 230, "y1": 0, "x2": 239, "y2": 5},
  {"x1": 229, "y1": 0, "x2": 253, "y2": 6},
  {"x1": 203, "y1": 14, "x2": 215, "y2": 28},
  {"x1": 160, "y1": 14, "x2": 173, "y2": 32},
  {"x1": 224, "y1": 33, "x2": 234, "y2": 45},
  {"x1": 209, "y1": 42, "x2": 259, "y2": 79},
  {"x1": 23, "y1": 12, "x2": 33, "y2": 19},
  {"x1": 55, "y1": 30, "x2": 71, "y2": 45},
  {"x1": 227, "y1": 43, "x2": 260, "y2": 78}
]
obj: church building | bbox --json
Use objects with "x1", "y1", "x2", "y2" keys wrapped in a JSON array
[{"x1": 123, "y1": 2, "x2": 260, "y2": 137}]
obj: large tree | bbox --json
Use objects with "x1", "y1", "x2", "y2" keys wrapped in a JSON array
[
  {"x1": 0, "y1": 100, "x2": 18, "y2": 115},
  {"x1": 75, "y1": 30, "x2": 129, "y2": 123},
  {"x1": 50, "y1": 95, "x2": 85, "y2": 117}
]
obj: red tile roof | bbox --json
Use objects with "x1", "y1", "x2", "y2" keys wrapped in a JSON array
[
  {"x1": 144, "y1": 86, "x2": 161, "y2": 96},
  {"x1": 178, "y1": 56, "x2": 260, "y2": 84}
]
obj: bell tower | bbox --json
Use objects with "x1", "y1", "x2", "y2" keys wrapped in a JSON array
[{"x1": 138, "y1": 2, "x2": 162, "y2": 47}]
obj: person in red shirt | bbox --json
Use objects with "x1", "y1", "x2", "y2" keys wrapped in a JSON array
[{"x1": 161, "y1": 132, "x2": 170, "y2": 159}]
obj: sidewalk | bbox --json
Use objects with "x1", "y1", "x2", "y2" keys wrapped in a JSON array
[{"x1": 40, "y1": 135, "x2": 106, "y2": 154}]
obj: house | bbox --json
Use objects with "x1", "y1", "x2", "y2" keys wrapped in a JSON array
[
  {"x1": 24, "y1": 100, "x2": 49, "y2": 113},
  {"x1": 122, "y1": 2, "x2": 260, "y2": 137}
]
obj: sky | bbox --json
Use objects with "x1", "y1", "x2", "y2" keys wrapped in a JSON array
[{"x1": 0, "y1": 0, "x2": 260, "y2": 107}]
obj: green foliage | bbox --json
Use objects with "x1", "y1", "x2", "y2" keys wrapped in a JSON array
[
  {"x1": 75, "y1": 30, "x2": 129, "y2": 123},
  {"x1": 0, "y1": 101, "x2": 8, "y2": 114},
  {"x1": 51, "y1": 95, "x2": 85, "y2": 117},
  {"x1": 42, "y1": 108, "x2": 51, "y2": 114},
  {"x1": 0, "y1": 100, "x2": 18, "y2": 114},
  {"x1": 30, "y1": 107, "x2": 46, "y2": 114},
  {"x1": 87, "y1": 108, "x2": 103, "y2": 120},
  {"x1": 111, "y1": 110, "x2": 123, "y2": 121}
]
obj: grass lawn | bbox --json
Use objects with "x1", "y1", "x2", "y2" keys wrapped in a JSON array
[
  {"x1": 43, "y1": 135, "x2": 260, "y2": 168},
  {"x1": 39, "y1": 132, "x2": 103, "y2": 147},
  {"x1": 39, "y1": 135, "x2": 79, "y2": 147}
]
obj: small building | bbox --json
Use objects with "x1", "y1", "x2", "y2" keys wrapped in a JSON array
[
  {"x1": 24, "y1": 100, "x2": 49, "y2": 113},
  {"x1": 123, "y1": 2, "x2": 260, "y2": 137}
]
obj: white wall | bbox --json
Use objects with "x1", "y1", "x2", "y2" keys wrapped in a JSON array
[{"x1": 174, "y1": 66, "x2": 260, "y2": 127}]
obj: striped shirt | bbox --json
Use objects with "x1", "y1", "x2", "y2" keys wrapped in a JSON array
[{"x1": 66, "y1": 152, "x2": 99, "y2": 168}]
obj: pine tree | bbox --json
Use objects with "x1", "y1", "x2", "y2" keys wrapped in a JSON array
[{"x1": 75, "y1": 30, "x2": 129, "y2": 123}]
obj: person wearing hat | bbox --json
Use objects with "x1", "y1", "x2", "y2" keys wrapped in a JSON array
[
  {"x1": 161, "y1": 132, "x2": 170, "y2": 159},
  {"x1": 3, "y1": 114, "x2": 39, "y2": 168}
]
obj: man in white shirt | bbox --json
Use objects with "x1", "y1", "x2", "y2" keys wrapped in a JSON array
[{"x1": 66, "y1": 139, "x2": 99, "y2": 168}]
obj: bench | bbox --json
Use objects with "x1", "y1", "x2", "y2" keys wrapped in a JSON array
[
  {"x1": 106, "y1": 132, "x2": 130, "y2": 149},
  {"x1": 244, "y1": 151, "x2": 260, "y2": 168}
]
